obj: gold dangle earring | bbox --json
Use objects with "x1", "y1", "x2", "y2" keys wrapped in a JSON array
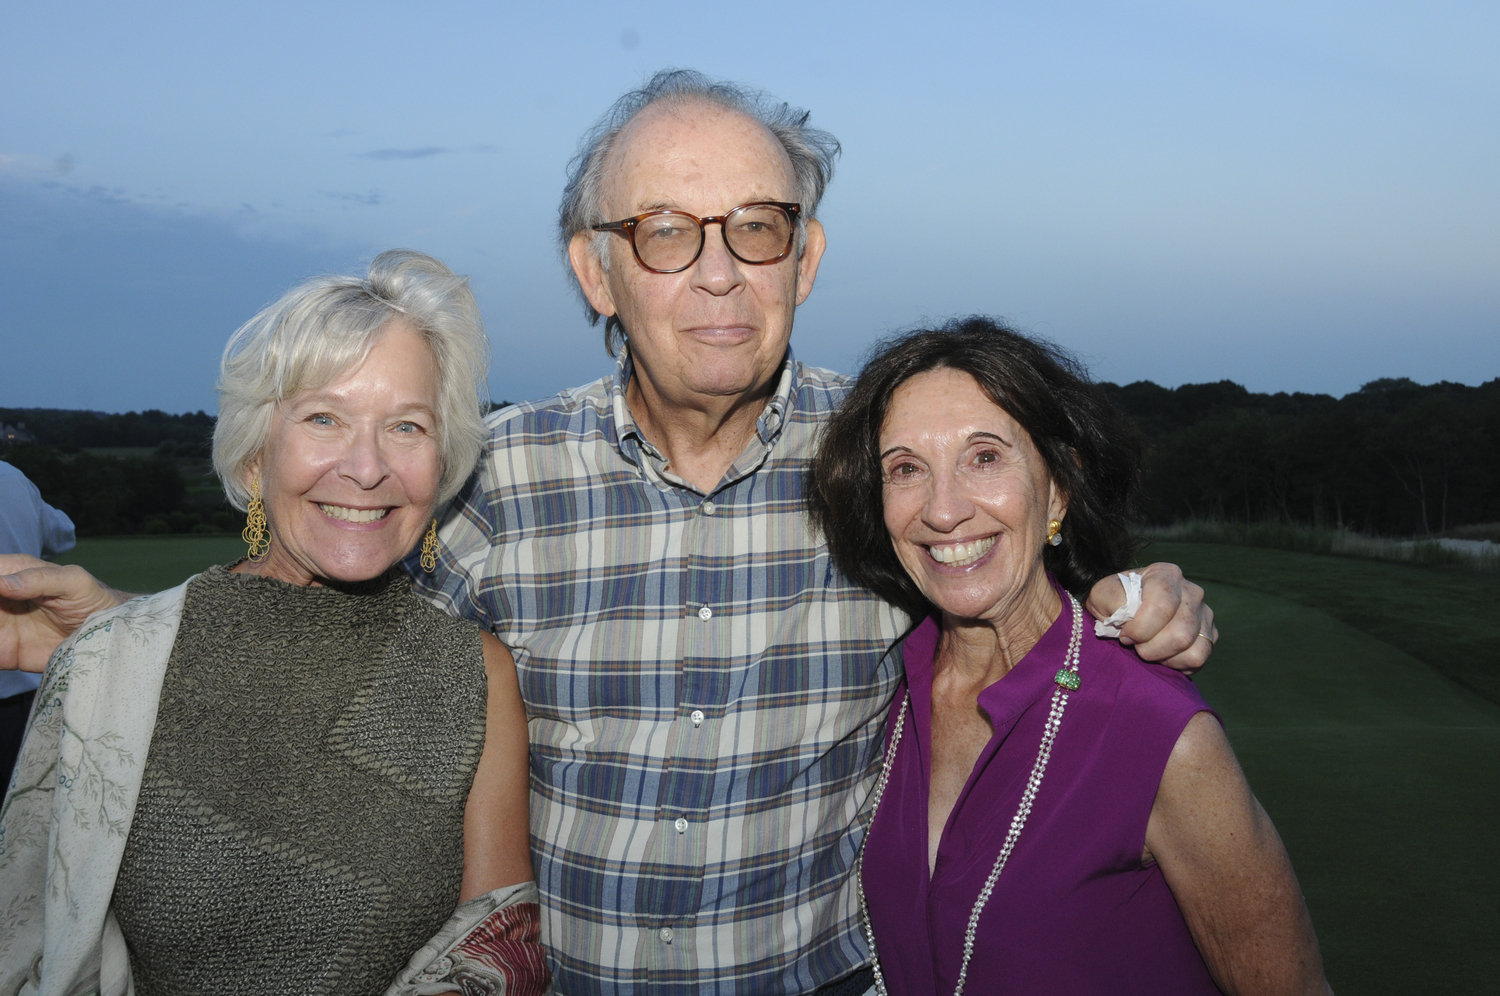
[
  {"x1": 243, "y1": 478, "x2": 270, "y2": 562},
  {"x1": 1046, "y1": 518, "x2": 1064, "y2": 547},
  {"x1": 420, "y1": 518, "x2": 439, "y2": 573}
]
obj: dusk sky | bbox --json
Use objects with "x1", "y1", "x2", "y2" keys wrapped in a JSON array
[{"x1": 3, "y1": 1, "x2": 1496, "y2": 414}]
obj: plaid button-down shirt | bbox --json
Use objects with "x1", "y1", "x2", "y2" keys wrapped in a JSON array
[{"x1": 416, "y1": 348, "x2": 908, "y2": 996}]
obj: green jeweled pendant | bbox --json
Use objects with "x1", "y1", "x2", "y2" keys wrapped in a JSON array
[{"x1": 1054, "y1": 668, "x2": 1081, "y2": 691}]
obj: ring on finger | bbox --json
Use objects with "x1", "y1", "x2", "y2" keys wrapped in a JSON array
[{"x1": 1197, "y1": 630, "x2": 1217, "y2": 646}]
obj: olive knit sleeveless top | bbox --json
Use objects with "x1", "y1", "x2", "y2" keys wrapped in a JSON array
[{"x1": 111, "y1": 565, "x2": 487, "y2": 996}]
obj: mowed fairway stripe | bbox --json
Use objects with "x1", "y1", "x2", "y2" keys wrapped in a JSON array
[{"x1": 1192, "y1": 582, "x2": 1500, "y2": 995}]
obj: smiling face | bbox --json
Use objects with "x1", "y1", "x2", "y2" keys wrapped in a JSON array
[
  {"x1": 569, "y1": 100, "x2": 826, "y2": 411},
  {"x1": 244, "y1": 322, "x2": 443, "y2": 586},
  {"x1": 879, "y1": 367, "x2": 1067, "y2": 625}
]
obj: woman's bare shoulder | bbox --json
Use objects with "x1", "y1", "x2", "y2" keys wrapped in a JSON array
[{"x1": 478, "y1": 630, "x2": 516, "y2": 677}]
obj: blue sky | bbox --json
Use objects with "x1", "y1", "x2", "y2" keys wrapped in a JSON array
[{"x1": 2, "y1": 0, "x2": 1495, "y2": 413}]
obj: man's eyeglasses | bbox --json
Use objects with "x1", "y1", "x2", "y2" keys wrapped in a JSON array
[{"x1": 592, "y1": 201, "x2": 801, "y2": 274}]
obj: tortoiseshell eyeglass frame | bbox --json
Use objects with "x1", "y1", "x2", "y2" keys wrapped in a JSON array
[{"x1": 592, "y1": 201, "x2": 802, "y2": 274}]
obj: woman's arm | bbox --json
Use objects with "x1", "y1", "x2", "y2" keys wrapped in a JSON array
[
  {"x1": 1145, "y1": 713, "x2": 1333, "y2": 996},
  {"x1": 460, "y1": 632, "x2": 534, "y2": 900},
  {"x1": 387, "y1": 633, "x2": 550, "y2": 995}
]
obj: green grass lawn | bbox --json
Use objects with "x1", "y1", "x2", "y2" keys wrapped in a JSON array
[
  {"x1": 1147, "y1": 540, "x2": 1500, "y2": 705},
  {"x1": 1146, "y1": 542, "x2": 1499, "y2": 993},
  {"x1": 44, "y1": 536, "x2": 1500, "y2": 991},
  {"x1": 55, "y1": 535, "x2": 246, "y2": 593}
]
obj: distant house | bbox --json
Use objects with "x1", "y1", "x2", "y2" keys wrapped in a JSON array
[{"x1": 0, "y1": 422, "x2": 37, "y2": 445}]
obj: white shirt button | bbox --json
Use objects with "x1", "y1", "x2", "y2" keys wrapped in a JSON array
[
  {"x1": 691, "y1": 709, "x2": 705, "y2": 727},
  {"x1": 701, "y1": 501, "x2": 717, "y2": 515},
  {"x1": 698, "y1": 605, "x2": 713, "y2": 621},
  {"x1": 660, "y1": 927, "x2": 674, "y2": 943},
  {"x1": 674, "y1": 817, "x2": 688, "y2": 833}
]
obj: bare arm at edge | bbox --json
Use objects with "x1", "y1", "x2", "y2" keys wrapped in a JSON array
[
  {"x1": 459, "y1": 631, "x2": 535, "y2": 901},
  {"x1": 1145, "y1": 712, "x2": 1332, "y2": 996}
]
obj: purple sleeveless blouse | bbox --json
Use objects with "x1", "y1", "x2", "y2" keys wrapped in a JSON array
[{"x1": 861, "y1": 584, "x2": 1223, "y2": 995}]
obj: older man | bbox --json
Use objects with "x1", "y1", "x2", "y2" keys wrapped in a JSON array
[
  {"x1": 414, "y1": 71, "x2": 1212, "y2": 996},
  {"x1": 0, "y1": 70, "x2": 1212, "y2": 996}
]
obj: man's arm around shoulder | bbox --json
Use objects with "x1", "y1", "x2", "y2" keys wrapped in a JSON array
[
  {"x1": 0, "y1": 555, "x2": 133, "y2": 672},
  {"x1": 1086, "y1": 562, "x2": 1217, "y2": 674}
]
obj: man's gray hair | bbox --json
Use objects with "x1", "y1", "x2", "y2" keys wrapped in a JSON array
[
  {"x1": 559, "y1": 68, "x2": 842, "y2": 354},
  {"x1": 213, "y1": 249, "x2": 490, "y2": 512}
]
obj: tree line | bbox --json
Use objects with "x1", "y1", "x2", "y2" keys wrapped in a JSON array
[
  {"x1": 2, "y1": 407, "x2": 229, "y2": 536},
  {"x1": 1, "y1": 407, "x2": 215, "y2": 456},
  {"x1": 1103, "y1": 377, "x2": 1500, "y2": 537},
  {"x1": 3, "y1": 382, "x2": 1496, "y2": 539},
  {"x1": 0, "y1": 403, "x2": 507, "y2": 537}
]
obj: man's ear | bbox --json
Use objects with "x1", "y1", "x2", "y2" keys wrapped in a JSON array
[
  {"x1": 794, "y1": 218, "x2": 826, "y2": 307},
  {"x1": 568, "y1": 232, "x2": 618, "y2": 319}
]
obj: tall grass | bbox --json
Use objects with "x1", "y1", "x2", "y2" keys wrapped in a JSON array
[{"x1": 1140, "y1": 519, "x2": 1499, "y2": 572}]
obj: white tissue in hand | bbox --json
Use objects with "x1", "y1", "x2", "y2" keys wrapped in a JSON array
[{"x1": 1094, "y1": 571, "x2": 1143, "y2": 638}]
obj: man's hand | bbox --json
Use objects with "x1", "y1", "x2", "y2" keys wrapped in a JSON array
[
  {"x1": 1086, "y1": 562, "x2": 1215, "y2": 674},
  {"x1": 0, "y1": 555, "x2": 131, "y2": 672}
]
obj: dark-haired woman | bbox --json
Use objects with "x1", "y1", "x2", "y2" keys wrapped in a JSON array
[{"x1": 809, "y1": 317, "x2": 1331, "y2": 996}]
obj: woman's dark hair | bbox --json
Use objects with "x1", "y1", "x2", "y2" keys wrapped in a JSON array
[{"x1": 808, "y1": 316, "x2": 1146, "y2": 617}]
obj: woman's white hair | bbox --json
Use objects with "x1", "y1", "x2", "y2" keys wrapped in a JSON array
[{"x1": 213, "y1": 249, "x2": 489, "y2": 511}]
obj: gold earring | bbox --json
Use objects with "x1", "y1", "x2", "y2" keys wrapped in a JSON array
[
  {"x1": 1046, "y1": 519, "x2": 1063, "y2": 547},
  {"x1": 420, "y1": 518, "x2": 439, "y2": 573},
  {"x1": 243, "y1": 478, "x2": 270, "y2": 562}
]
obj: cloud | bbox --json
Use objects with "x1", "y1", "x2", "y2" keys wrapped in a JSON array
[
  {"x1": 356, "y1": 147, "x2": 449, "y2": 161},
  {"x1": 324, "y1": 189, "x2": 382, "y2": 206},
  {"x1": 29, "y1": 181, "x2": 133, "y2": 206},
  {"x1": 0, "y1": 152, "x2": 68, "y2": 178}
]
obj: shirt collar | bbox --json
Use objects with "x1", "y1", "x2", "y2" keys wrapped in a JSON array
[
  {"x1": 609, "y1": 347, "x2": 655, "y2": 469},
  {"x1": 608, "y1": 344, "x2": 800, "y2": 492}
]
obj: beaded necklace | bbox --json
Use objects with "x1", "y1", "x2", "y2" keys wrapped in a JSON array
[{"x1": 858, "y1": 593, "x2": 1084, "y2": 996}]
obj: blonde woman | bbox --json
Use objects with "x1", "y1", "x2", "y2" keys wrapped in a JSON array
[{"x1": 0, "y1": 251, "x2": 549, "y2": 996}]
